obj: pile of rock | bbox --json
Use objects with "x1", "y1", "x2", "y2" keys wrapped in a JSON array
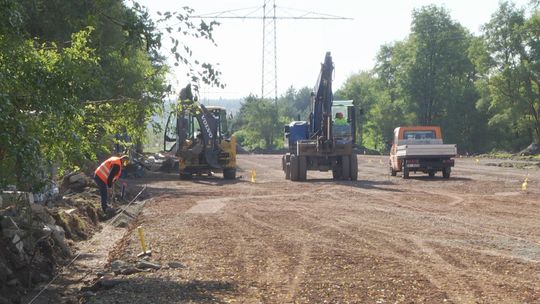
[
  {"x1": 0, "y1": 175, "x2": 103, "y2": 304},
  {"x1": 61, "y1": 172, "x2": 91, "y2": 193},
  {"x1": 519, "y1": 143, "x2": 540, "y2": 156},
  {"x1": 0, "y1": 191, "x2": 72, "y2": 302}
]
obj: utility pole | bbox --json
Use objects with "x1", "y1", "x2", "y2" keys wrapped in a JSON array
[
  {"x1": 192, "y1": 2, "x2": 351, "y2": 103},
  {"x1": 261, "y1": 0, "x2": 278, "y2": 103}
]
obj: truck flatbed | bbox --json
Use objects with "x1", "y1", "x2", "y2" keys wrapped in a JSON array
[
  {"x1": 390, "y1": 126, "x2": 457, "y2": 179},
  {"x1": 396, "y1": 144, "x2": 457, "y2": 158}
]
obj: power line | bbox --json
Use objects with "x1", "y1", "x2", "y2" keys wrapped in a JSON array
[
  {"x1": 190, "y1": 2, "x2": 351, "y2": 103},
  {"x1": 191, "y1": 15, "x2": 351, "y2": 20}
]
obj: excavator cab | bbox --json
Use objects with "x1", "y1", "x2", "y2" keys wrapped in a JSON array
[
  {"x1": 331, "y1": 100, "x2": 356, "y2": 143},
  {"x1": 190, "y1": 106, "x2": 229, "y2": 139}
]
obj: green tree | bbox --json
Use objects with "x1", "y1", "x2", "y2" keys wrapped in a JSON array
[
  {"x1": 336, "y1": 71, "x2": 409, "y2": 152},
  {"x1": 407, "y1": 6, "x2": 476, "y2": 125},
  {"x1": 0, "y1": 0, "x2": 221, "y2": 190},
  {"x1": 278, "y1": 86, "x2": 312, "y2": 121},
  {"x1": 365, "y1": 5, "x2": 488, "y2": 152},
  {"x1": 477, "y1": 1, "x2": 540, "y2": 148},
  {"x1": 235, "y1": 96, "x2": 286, "y2": 150},
  {"x1": 0, "y1": 28, "x2": 99, "y2": 189}
]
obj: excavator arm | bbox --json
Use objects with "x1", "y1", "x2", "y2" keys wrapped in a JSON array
[
  {"x1": 177, "y1": 84, "x2": 221, "y2": 169},
  {"x1": 310, "y1": 52, "x2": 334, "y2": 140}
]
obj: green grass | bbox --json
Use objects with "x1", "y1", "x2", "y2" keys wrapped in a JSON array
[{"x1": 479, "y1": 151, "x2": 540, "y2": 160}]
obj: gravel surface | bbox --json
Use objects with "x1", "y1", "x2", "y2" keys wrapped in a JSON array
[{"x1": 90, "y1": 154, "x2": 540, "y2": 303}]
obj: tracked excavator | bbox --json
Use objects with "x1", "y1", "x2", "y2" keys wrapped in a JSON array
[
  {"x1": 164, "y1": 84, "x2": 237, "y2": 180},
  {"x1": 282, "y1": 52, "x2": 358, "y2": 181}
]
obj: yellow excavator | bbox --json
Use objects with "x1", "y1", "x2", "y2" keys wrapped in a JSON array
[{"x1": 164, "y1": 84, "x2": 237, "y2": 180}]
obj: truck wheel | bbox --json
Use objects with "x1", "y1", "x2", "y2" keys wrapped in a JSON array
[
  {"x1": 428, "y1": 171, "x2": 435, "y2": 178},
  {"x1": 341, "y1": 155, "x2": 350, "y2": 180},
  {"x1": 223, "y1": 168, "x2": 236, "y2": 180},
  {"x1": 350, "y1": 154, "x2": 358, "y2": 181},
  {"x1": 282, "y1": 153, "x2": 290, "y2": 171},
  {"x1": 443, "y1": 167, "x2": 451, "y2": 179},
  {"x1": 299, "y1": 156, "x2": 307, "y2": 181},
  {"x1": 290, "y1": 155, "x2": 299, "y2": 181},
  {"x1": 390, "y1": 166, "x2": 397, "y2": 176},
  {"x1": 332, "y1": 168, "x2": 341, "y2": 180},
  {"x1": 403, "y1": 167, "x2": 410, "y2": 179},
  {"x1": 285, "y1": 163, "x2": 291, "y2": 180}
]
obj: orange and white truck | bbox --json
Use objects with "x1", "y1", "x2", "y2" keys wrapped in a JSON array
[{"x1": 389, "y1": 126, "x2": 456, "y2": 179}]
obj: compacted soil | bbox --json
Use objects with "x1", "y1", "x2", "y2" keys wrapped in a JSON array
[{"x1": 91, "y1": 154, "x2": 540, "y2": 303}]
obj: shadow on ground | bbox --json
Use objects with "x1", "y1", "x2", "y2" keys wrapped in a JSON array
[
  {"x1": 399, "y1": 175, "x2": 472, "y2": 182},
  {"x1": 303, "y1": 179, "x2": 403, "y2": 192},
  {"x1": 91, "y1": 278, "x2": 237, "y2": 304},
  {"x1": 122, "y1": 171, "x2": 248, "y2": 198}
]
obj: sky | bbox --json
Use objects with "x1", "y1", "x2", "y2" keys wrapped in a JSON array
[{"x1": 137, "y1": 0, "x2": 531, "y2": 101}]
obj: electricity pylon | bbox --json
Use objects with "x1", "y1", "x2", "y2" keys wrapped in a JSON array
[{"x1": 192, "y1": 2, "x2": 351, "y2": 102}]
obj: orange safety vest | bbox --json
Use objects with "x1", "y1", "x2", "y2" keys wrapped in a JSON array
[{"x1": 94, "y1": 156, "x2": 122, "y2": 184}]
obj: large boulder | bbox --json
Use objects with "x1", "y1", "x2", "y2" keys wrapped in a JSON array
[
  {"x1": 30, "y1": 204, "x2": 55, "y2": 225},
  {"x1": 61, "y1": 172, "x2": 90, "y2": 193},
  {"x1": 33, "y1": 182, "x2": 60, "y2": 204},
  {"x1": 0, "y1": 191, "x2": 34, "y2": 205},
  {"x1": 519, "y1": 143, "x2": 540, "y2": 156},
  {"x1": 43, "y1": 224, "x2": 71, "y2": 256},
  {"x1": 1, "y1": 216, "x2": 21, "y2": 239}
]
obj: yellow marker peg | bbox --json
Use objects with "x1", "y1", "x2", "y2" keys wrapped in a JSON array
[
  {"x1": 475, "y1": 158, "x2": 480, "y2": 164},
  {"x1": 137, "y1": 225, "x2": 151, "y2": 257},
  {"x1": 251, "y1": 169, "x2": 256, "y2": 183},
  {"x1": 521, "y1": 175, "x2": 529, "y2": 191}
]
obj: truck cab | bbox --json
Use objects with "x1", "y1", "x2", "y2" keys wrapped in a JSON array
[{"x1": 389, "y1": 126, "x2": 456, "y2": 179}]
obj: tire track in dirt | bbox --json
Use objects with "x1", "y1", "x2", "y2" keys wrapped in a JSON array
[
  {"x1": 410, "y1": 188, "x2": 540, "y2": 248},
  {"x1": 283, "y1": 244, "x2": 310, "y2": 303},
  {"x1": 226, "y1": 195, "x2": 440, "y2": 301},
  {"x1": 91, "y1": 155, "x2": 540, "y2": 304},
  {"x1": 272, "y1": 182, "x2": 539, "y2": 303},
  {"x1": 223, "y1": 210, "x2": 305, "y2": 302},
  {"x1": 334, "y1": 184, "x2": 537, "y2": 246}
]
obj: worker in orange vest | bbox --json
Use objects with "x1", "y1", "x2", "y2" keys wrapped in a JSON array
[{"x1": 93, "y1": 155, "x2": 129, "y2": 212}]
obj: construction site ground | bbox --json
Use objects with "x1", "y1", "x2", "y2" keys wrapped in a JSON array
[{"x1": 91, "y1": 154, "x2": 539, "y2": 303}]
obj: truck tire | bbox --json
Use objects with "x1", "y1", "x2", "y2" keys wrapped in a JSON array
[
  {"x1": 282, "y1": 155, "x2": 286, "y2": 171},
  {"x1": 341, "y1": 155, "x2": 350, "y2": 180},
  {"x1": 290, "y1": 155, "x2": 299, "y2": 181},
  {"x1": 299, "y1": 156, "x2": 307, "y2": 181},
  {"x1": 390, "y1": 166, "x2": 397, "y2": 176},
  {"x1": 443, "y1": 167, "x2": 451, "y2": 179},
  {"x1": 403, "y1": 167, "x2": 410, "y2": 179},
  {"x1": 285, "y1": 163, "x2": 291, "y2": 180},
  {"x1": 428, "y1": 171, "x2": 435, "y2": 178},
  {"x1": 350, "y1": 154, "x2": 358, "y2": 181},
  {"x1": 332, "y1": 168, "x2": 340, "y2": 180},
  {"x1": 223, "y1": 168, "x2": 236, "y2": 180}
]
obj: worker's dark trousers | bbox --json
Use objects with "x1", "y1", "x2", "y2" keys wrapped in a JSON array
[{"x1": 94, "y1": 175, "x2": 108, "y2": 211}]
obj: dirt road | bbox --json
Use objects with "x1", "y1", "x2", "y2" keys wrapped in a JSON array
[{"x1": 93, "y1": 154, "x2": 540, "y2": 303}]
